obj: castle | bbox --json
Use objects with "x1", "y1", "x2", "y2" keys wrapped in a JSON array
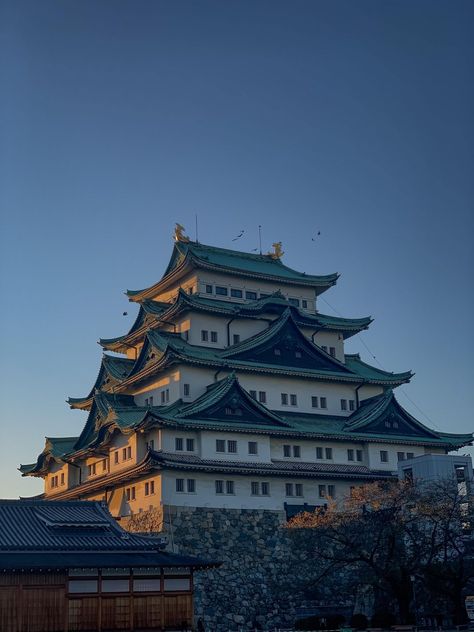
[{"x1": 21, "y1": 225, "x2": 472, "y2": 519}]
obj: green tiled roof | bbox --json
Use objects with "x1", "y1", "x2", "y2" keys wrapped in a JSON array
[
  {"x1": 19, "y1": 437, "x2": 79, "y2": 477},
  {"x1": 67, "y1": 355, "x2": 135, "y2": 409}
]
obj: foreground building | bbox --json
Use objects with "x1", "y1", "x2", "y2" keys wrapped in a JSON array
[
  {"x1": 0, "y1": 499, "x2": 213, "y2": 632},
  {"x1": 21, "y1": 226, "x2": 473, "y2": 518}
]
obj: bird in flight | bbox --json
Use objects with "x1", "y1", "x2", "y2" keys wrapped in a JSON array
[
  {"x1": 232, "y1": 230, "x2": 245, "y2": 241},
  {"x1": 311, "y1": 231, "x2": 321, "y2": 241}
]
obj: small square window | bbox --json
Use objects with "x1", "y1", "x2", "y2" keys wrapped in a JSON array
[
  {"x1": 347, "y1": 449, "x2": 354, "y2": 461},
  {"x1": 295, "y1": 483, "x2": 303, "y2": 497},
  {"x1": 258, "y1": 391, "x2": 266, "y2": 403},
  {"x1": 231, "y1": 288, "x2": 243, "y2": 298},
  {"x1": 318, "y1": 485, "x2": 326, "y2": 498},
  {"x1": 183, "y1": 383, "x2": 190, "y2": 397},
  {"x1": 295, "y1": 350, "x2": 302, "y2": 358},
  {"x1": 186, "y1": 438, "x2": 194, "y2": 452},
  {"x1": 321, "y1": 345, "x2": 328, "y2": 353},
  {"x1": 293, "y1": 445, "x2": 301, "y2": 458},
  {"x1": 397, "y1": 452, "x2": 405, "y2": 461},
  {"x1": 320, "y1": 397, "x2": 327, "y2": 409},
  {"x1": 227, "y1": 440, "x2": 237, "y2": 454},
  {"x1": 216, "y1": 439, "x2": 226, "y2": 453},
  {"x1": 201, "y1": 330, "x2": 208, "y2": 342},
  {"x1": 187, "y1": 479, "x2": 196, "y2": 493},
  {"x1": 249, "y1": 390, "x2": 257, "y2": 399},
  {"x1": 210, "y1": 331, "x2": 218, "y2": 343},
  {"x1": 226, "y1": 480, "x2": 234, "y2": 494},
  {"x1": 327, "y1": 485, "x2": 335, "y2": 498},
  {"x1": 316, "y1": 447, "x2": 323, "y2": 459},
  {"x1": 245, "y1": 291, "x2": 257, "y2": 300},
  {"x1": 261, "y1": 482, "x2": 270, "y2": 496},
  {"x1": 349, "y1": 400, "x2": 355, "y2": 411},
  {"x1": 175, "y1": 438, "x2": 183, "y2": 451},
  {"x1": 274, "y1": 348, "x2": 281, "y2": 356},
  {"x1": 329, "y1": 347, "x2": 336, "y2": 357},
  {"x1": 312, "y1": 396, "x2": 319, "y2": 408},
  {"x1": 325, "y1": 447, "x2": 333, "y2": 460},
  {"x1": 302, "y1": 300, "x2": 308, "y2": 309},
  {"x1": 215, "y1": 480, "x2": 224, "y2": 494},
  {"x1": 233, "y1": 334, "x2": 240, "y2": 344},
  {"x1": 380, "y1": 450, "x2": 389, "y2": 463},
  {"x1": 290, "y1": 394, "x2": 297, "y2": 406},
  {"x1": 176, "y1": 478, "x2": 184, "y2": 492},
  {"x1": 340, "y1": 399, "x2": 347, "y2": 411},
  {"x1": 281, "y1": 393, "x2": 288, "y2": 405},
  {"x1": 215, "y1": 286, "x2": 228, "y2": 296},
  {"x1": 283, "y1": 444, "x2": 291, "y2": 457},
  {"x1": 205, "y1": 284, "x2": 213, "y2": 294},
  {"x1": 407, "y1": 452, "x2": 414, "y2": 460},
  {"x1": 248, "y1": 441, "x2": 258, "y2": 455},
  {"x1": 285, "y1": 483, "x2": 294, "y2": 497},
  {"x1": 251, "y1": 481, "x2": 259, "y2": 496},
  {"x1": 356, "y1": 450, "x2": 363, "y2": 462}
]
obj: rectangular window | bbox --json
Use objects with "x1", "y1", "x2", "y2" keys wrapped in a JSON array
[
  {"x1": 321, "y1": 345, "x2": 328, "y2": 353},
  {"x1": 127, "y1": 446, "x2": 132, "y2": 459},
  {"x1": 122, "y1": 448, "x2": 127, "y2": 461},
  {"x1": 261, "y1": 482, "x2": 270, "y2": 496},
  {"x1": 131, "y1": 486, "x2": 136, "y2": 500},
  {"x1": 186, "y1": 438, "x2": 195, "y2": 452},
  {"x1": 149, "y1": 396, "x2": 153, "y2": 406},
  {"x1": 316, "y1": 447, "x2": 323, "y2": 459},
  {"x1": 165, "y1": 389, "x2": 169, "y2": 403},
  {"x1": 347, "y1": 449, "x2": 354, "y2": 461},
  {"x1": 227, "y1": 440, "x2": 237, "y2": 454},
  {"x1": 288, "y1": 298, "x2": 300, "y2": 307},
  {"x1": 248, "y1": 441, "x2": 258, "y2": 455},
  {"x1": 231, "y1": 288, "x2": 243, "y2": 298},
  {"x1": 245, "y1": 291, "x2": 257, "y2": 300},
  {"x1": 407, "y1": 452, "x2": 414, "y2": 460},
  {"x1": 325, "y1": 447, "x2": 333, "y2": 460},
  {"x1": 210, "y1": 331, "x2": 218, "y2": 343},
  {"x1": 146, "y1": 439, "x2": 154, "y2": 451},
  {"x1": 256, "y1": 391, "x2": 265, "y2": 404},
  {"x1": 175, "y1": 438, "x2": 183, "y2": 451},
  {"x1": 251, "y1": 481, "x2": 259, "y2": 496},
  {"x1": 233, "y1": 334, "x2": 240, "y2": 344},
  {"x1": 215, "y1": 480, "x2": 224, "y2": 494},
  {"x1": 176, "y1": 479, "x2": 184, "y2": 492},
  {"x1": 205, "y1": 284, "x2": 213, "y2": 294},
  {"x1": 161, "y1": 391, "x2": 166, "y2": 404},
  {"x1": 318, "y1": 484, "x2": 326, "y2": 498},
  {"x1": 341, "y1": 399, "x2": 347, "y2": 411},
  {"x1": 312, "y1": 396, "x2": 319, "y2": 408},
  {"x1": 320, "y1": 397, "x2": 327, "y2": 409},
  {"x1": 327, "y1": 485, "x2": 335, "y2": 498},
  {"x1": 144, "y1": 482, "x2": 149, "y2": 496},
  {"x1": 329, "y1": 347, "x2": 336, "y2": 357},
  {"x1": 293, "y1": 445, "x2": 301, "y2": 458},
  {"x1": 290, "y1": 394, "x2": 297, "y2": 406},
  {"x1": 249, "y1": 390, "x2": 257, "y2": 399},
  {"x1": 295, "y1": 350, "x2": 302, "y2": 358},
  {"x1": 356, "y1": 450, "x2": 363, "y2": 462},
  {"x1": 187, "y1": 479, "x2": 195, "y2": 493},
  {"x1": 182, "y1": 329, "x2": 189, "y2": 341},
  {"x1": 302, "y1": 300, "x2": 308, "y2": 309},
  {"x1": 126, "y1": 487, "x2": 131, "y2": 501},
  {"x1": 397, "y1": 452, "x2": 405, "y2": 461},
  {"x1": 281, "y1": 393, "x2": 288, "y2": 405},
  {"x1": 349, "y1": 400, "x2": 355, "y2": 411},
  {"x1": 295, "y1": 483, "x2": 303, "y2": 497},
  {"x1": 88, "y1": 463, "x2": 95, "y2": 476},
  {"x1": 215, "y1": 286, "x2": 228, "y2": 296},
  {"x1": 60, "y1": 472, "x2": 65, "y2": 485},
  {"x1": 201, "y1": 330, "x2": 208, "y2": 342},
  {"x1": 114, "y1": 451, "x2": 119, "y2": 464},
  {"x1": 216, "y1": 439, "x2": 226, "y2": 453},
  {"x1": 285, "y1": 483, "x2": 294, "y2": 497},
  {"x1": 183, "y1": 383, "x2": 190, "y2": 397},
  {"x1": 226, "y1": 480, "x2": 234, "y2": 494},
  {"x1": 283, "y1": 444, "x2": 291, "y2": 457},
  {"x1": 145, "y1": 398, "x2": 149, "y2": 406},
  {"x1": 150, "y1": 481, "x2": 155, "y2": 495},
  {"x1": 380, "y1": 450, "x2": 389, "y2": 463},
  {"x1": 274, "y1": 348, "x2": 281, "y2": 356}
]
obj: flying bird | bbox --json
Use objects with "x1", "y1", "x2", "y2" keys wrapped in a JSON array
[
  {"x1": 311, "y1": 231, "x2": 321, "y2": 241},
  {"x1": 232, "y1": 230, "x2": 245, "y2": 241},
  {"x1": 123, "y1": 312, "x2": 128, "y2": 316}
]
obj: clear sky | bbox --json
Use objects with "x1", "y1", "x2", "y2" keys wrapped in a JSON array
[{"x1": 1, "y1": 0, "x2": 473, "y2": 498}]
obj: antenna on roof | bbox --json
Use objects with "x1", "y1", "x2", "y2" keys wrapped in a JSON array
[
  {"x1": 258, "y1": 225, "x2": 262, "y2": 254},
  {"x1": 195, "y1": 214, "x2": 199, "y2": 243}
]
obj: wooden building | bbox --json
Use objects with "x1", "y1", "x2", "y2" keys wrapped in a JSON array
[{"x1": 0, "y1": 499, "x2": 215, "y2": 632}]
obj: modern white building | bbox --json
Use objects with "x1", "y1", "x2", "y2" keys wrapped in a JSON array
[{"x1": 21, "y1": 226, "x2": 473, "y2": 519}]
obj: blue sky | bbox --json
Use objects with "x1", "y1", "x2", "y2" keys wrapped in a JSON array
[{"x1": 1, "y1": 0, "x2": 473, "y2": 498}]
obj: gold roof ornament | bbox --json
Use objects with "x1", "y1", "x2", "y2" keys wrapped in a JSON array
[
  {"x1": 268, "y1": 241, "x2": 284, "y2": 259},
  {"x1": 174, "y1": 223, "x2": 190, "y2": 243}
]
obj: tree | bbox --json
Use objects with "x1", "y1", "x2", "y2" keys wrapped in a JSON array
[{"x1": 288, "y1": 479, "x2": 473, "y2": 624}]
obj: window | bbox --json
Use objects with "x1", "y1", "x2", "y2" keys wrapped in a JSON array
[
  {"x1": 144, "y1": 481, "x2": 155, "y2": 496},
  {"x1": 231, "y1": 288, "x2": 243, "y2": 298},
  {"x1": 215, "y1": 286, "x2": 228, "y2": 296},
  {"x1": 216, "y1": 439, "x2": 226, "y2": 453},
  {"x1": 295, "y1": 350, "x2": 302, "y2": 358},
  {"x1": 161, "y1": 391, "x2": 166, "y2": 404},
  {"x1": 325, "y1": 447, "x2": 333, "y2": 460},
  {"x1": 349, "y1": 400, "x2": 355, "y2": 411},
  {"x1": 258, "y1": 391, "x2": 267, "y2": 403},
  {"x1": 88, "y1": 463, "x2": 96, "y2": 477},
  {"x1": 249, "y1": 390, "x2": 257, "y2": 399},
  {"x1": 251, "y1": 482, "x2": 260, "y2": 495},
  {"x1": 288, "y1": 298, "x2": 300, "y2": 307},
  {"x1": 248, "y1": 441, "x2": 258, "y2": 455},
  {"x1": 233, "y1": 334, "x2": 240, "y2": 344},
  {"x1": 226, "y1": 480, "x2": 234, "y2": 494},
  {"x1": 320, "y1": 397, "x2": 327, "y2": 409},
  {"x1": 407, "y1": 452, "x2": 414, "y2": 460},
  {"x1": 380, "y1": 450, "x2": 389, "y2": 463},
  {"x1": 274, "y1": 348, "x2": 281, "y2": 356},
  {"x1": 187, "y1": 479, "x2": 195, "y2": 493},
  {"x1": 316, "y1": 447, "x2": 323, "y2": 459},
  {"x1": 285, "y1": 483, "x2": 294, "y2": 497},
  {"x1": 175, "y1": 438, "x2": 183, "y2": 451},
  {"x1": 302, "y1": 300, "x2": 308, "y2": 309},
  {"x1": 397, "y1": 452, "x2": 405, "y2": 461},
  {"x1": 205, "y1": 284, "x2": 213, "y2": 294},
  {"x1": 114, "y1": 451, "x2": 119, "y2": 464},
  {"x1": 146, "y1": 439, "x2": 154, "y2": 451},
  {"x1": 210, "y1": 331, "x2": 218, "y2": 343},
  {"x1": 187, "y1": 286, "x2": 194, "y2": 295},
  {"x1": 145, "y1": 398, "x2": 149, "y2": 406},
  {"x1": 122, "y1": 448, "x2": 127, "y2": 461},
  {"x1": 227, "y1": 440, "x2": 237, "y2": 454},
  {"x1": 183, "y1": 383, "x2": 190, "y2": 397},
  {"x1": 182, "y1": 330, "x2": 189, "y2": 341},
  {"x1": 201, "y1": 330, "x2": 208, "y2": 342},
  {"x1": 319, "y1": 485, "x2": 326, "y2": 498},
  {"x1": 329, "y1": 347, "x2": 336, "y2": 357},
  {"x1": 261, "y1": 482, "x2": 270, "y2": 496},
  {"x1": 347, "y1": 449, "x2": 354, "y2": 461},
  {"x1": 60, "y1": 472, "x2": 65, "y2": 485},
  {"x1": 186, "y1": 438, "x2": 195, "y2": 452},
  {"x1": 281, "y1": 393, "x2": 288, "y2": 405},
  {"x1": 176, "y1": 479, "x2": 184, "y2": 492},
  {"x1": 245, "y1": 291, "x2": 257, "y2": 300},
  {"x1": 149, "y1": 396, "x2": 153, "y2": 406},
  {"x1": 356, "y1": 450, "x2": 363, "y2": 462},
  {"x1": 293, "y1": 445, "x2": 301, "y2": 458},
  {"x1": 340, "y1": 399, "x2": 347, "y2": 411},
  {"x1": 295, "y1": 483, "x2": 303, "y2": 497},
  {"x1": 215, "y1": 480, "x2": 224, "y2": 494},
  {"x1": 312, "y1": 396, "x2": 319, "y2": 408},
  {"x1": 283, "y1": 445, "x2": 291, "y2": 457},
  {"x1": 321, "y1": 345, "x2": 328, "y2": 353},
  {"x1": 290, "y1": 394, "x2": 297, "y2": 406},
  {"x1": 126, "y1": 487, "x2": 136, "y2": 501},
  {"x1": 327, "y1": 485, "x2": 335, "y2": 498}
]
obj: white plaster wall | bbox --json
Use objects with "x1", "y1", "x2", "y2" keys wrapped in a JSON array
[
  {"x1": 153, "y1": 274, "x2": 199, "y2": 303},
  {"x1": 133, "y1": 370, "x2": 181, "y2": 406},
  {"x1": 199, "y1": 430, "x2": 272, "y2": 462},
  {"x1": 162, "y1": 429, "x2": 200, "y2": 454},
  {"x1": 107, "y1": 433, "x2": 138, "y2": 474},
  {"x1": 366, "y1": 442, "x2": 427, "y2": 472},
  {"x1": 270, "y1": 438, "x2": 367, "y2": 464}
]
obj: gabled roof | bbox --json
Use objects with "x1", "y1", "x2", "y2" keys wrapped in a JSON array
[
  {"x1": 126, "y1": 241, "x2": 339, "y2": 302},
  {"x1": 67, "y1": 355, "x2": 135, "y2": 410},
  {"x1": 19, "y1": 437, "x2": 78, "y2": 477}
]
